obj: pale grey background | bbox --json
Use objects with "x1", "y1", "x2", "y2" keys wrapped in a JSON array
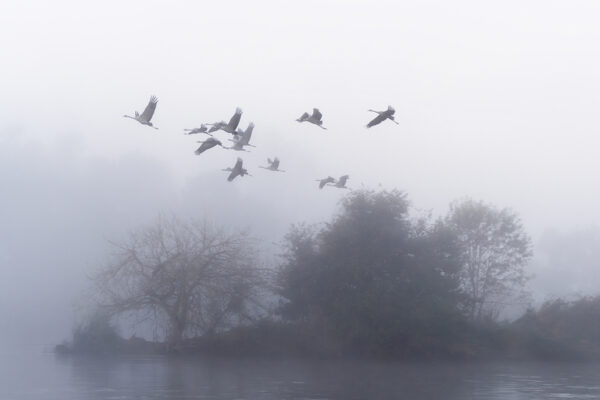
[{"x1": 1, "y1": 0, "x2": 599, "y2": 346}]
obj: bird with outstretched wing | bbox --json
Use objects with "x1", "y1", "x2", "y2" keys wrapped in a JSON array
[
  {"x1": 123, "y1": 95, "x2": 159, "y2": 129},
  {"x1": 139, "y1": 96, "x2": 158, "y2": 123}
]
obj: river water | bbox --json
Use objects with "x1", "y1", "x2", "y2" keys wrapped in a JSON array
[{"x1": 2, "y1": 347, "x2": 600, "y2": 399}]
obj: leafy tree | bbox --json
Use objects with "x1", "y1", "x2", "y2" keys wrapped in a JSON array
[
  {"x1": 512, "y1": 297, "x2": 600, "y2": 360},
  {"x1": 443, "y1": 199, "x2": 532, "y2": 321},
  {"x1": 278, "y1": 190, "x2": 465, "y2": 357},
  {"x1": 92, "y1": 215, "x2": 265, "y2": 347}
]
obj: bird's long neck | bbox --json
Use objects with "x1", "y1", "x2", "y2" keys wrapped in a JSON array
[{"x1": 123, "y1": 115, "x2": 136, "y2": 119}]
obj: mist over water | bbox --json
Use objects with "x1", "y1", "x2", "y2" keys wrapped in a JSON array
[{"x1": 2, "y1": 1, "x2": 600, "y2": 398}]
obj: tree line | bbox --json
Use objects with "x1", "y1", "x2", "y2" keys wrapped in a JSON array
[{"x1": 65, "y1": 189, "x2": 566, "y2": 359}]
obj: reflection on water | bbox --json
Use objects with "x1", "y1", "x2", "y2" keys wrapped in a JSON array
[{"x1": 2, "y1": 347, "x2": 600, "y2": 399}]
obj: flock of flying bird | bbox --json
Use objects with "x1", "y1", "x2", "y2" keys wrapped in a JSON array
[{"x1": 123, "y1": 96, "x2": 399, "y2": 186}]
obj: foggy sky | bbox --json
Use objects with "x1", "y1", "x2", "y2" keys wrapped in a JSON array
[{"x1": 1, "y1": 0, "x2": 600, "y2": 345}]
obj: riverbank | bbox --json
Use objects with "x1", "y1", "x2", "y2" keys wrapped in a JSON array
[{"x1": 55, "y1": 311, "x2": 600, "y2": 362}]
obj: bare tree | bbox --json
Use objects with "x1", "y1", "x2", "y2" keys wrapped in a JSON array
[
  {"x1": 92, "y1": 215, "x2": 265, "y2": 347},
  {"x1": 443, "y1": 199, "x2": 532, "y2": 321}
]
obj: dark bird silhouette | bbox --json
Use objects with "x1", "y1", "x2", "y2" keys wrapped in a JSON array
[
  {"x1": 209, "y1": 108, "x2": 243, "y2": 134},
  {"x1": 333, "y1": 175, "x2": 350, "y2": 188},
  {"x1": 223, "y1": 158, "x2": 250, "y2": 181},
  {"x1": 194, "y1": 137, "x2": 222, "y2": 155},
  {"x1": 184, "y1": 124, "x2": 210, "y2": 135},
  {"x1": 316, "y1": 176, "x2": 336, "y2": 189},
  {"x1": 123, "y1": 96, "x2": 159, "y2": 129},
  {"x1": 366, "y1": 105, "x2": 399, "y2": 128},
  {"x1": 297, "y1": 108, "x2": 327, "y2": 129},
  {"x1": 230, "y1": 122, "x2": 255, "y2": 151},
  {"x1": 260, "y1": 157, "x2": 285, "y2": 172}
]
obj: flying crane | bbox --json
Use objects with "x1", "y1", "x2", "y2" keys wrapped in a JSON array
[
  {"x1": 123, "y1": 96, "x2": 159, "y2": 129},
  {"x1": 223, "y1": 158, "x2": 251, "y2": 181},
  {"x1": 194, "y1": 137, "x2": 223, "y2": 155},
  {"x1": 209, "y1": 107, "x2": 243, "y2": 134},
  {"x1": 316, "y1": 176, "x2": 336, "y2": 189},
  {"x1": 230, "y1": 122, "x2": 255, "y2": 151},
  {"x1": 366, "y1": 105, "x2": 399, "y2": 128},
  {"x1": 297, "y1": 108, "x2": 327, "y2": 130},
  {"x1": 260, "y1": 157, "x2": 285, "y2": 172}
]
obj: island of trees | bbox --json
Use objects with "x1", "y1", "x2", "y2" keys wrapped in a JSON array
[{"x1": 58, "y1": 190, "x2": 600, "y2": 361}]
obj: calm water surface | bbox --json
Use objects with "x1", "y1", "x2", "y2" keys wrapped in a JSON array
[{"x1": 3, "y1": 347, "x2": 600, "y2": 399}]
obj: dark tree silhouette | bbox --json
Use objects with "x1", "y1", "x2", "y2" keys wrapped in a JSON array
[{"x1": 278, "y1": 190, "x2": 465, "y2": 357}]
